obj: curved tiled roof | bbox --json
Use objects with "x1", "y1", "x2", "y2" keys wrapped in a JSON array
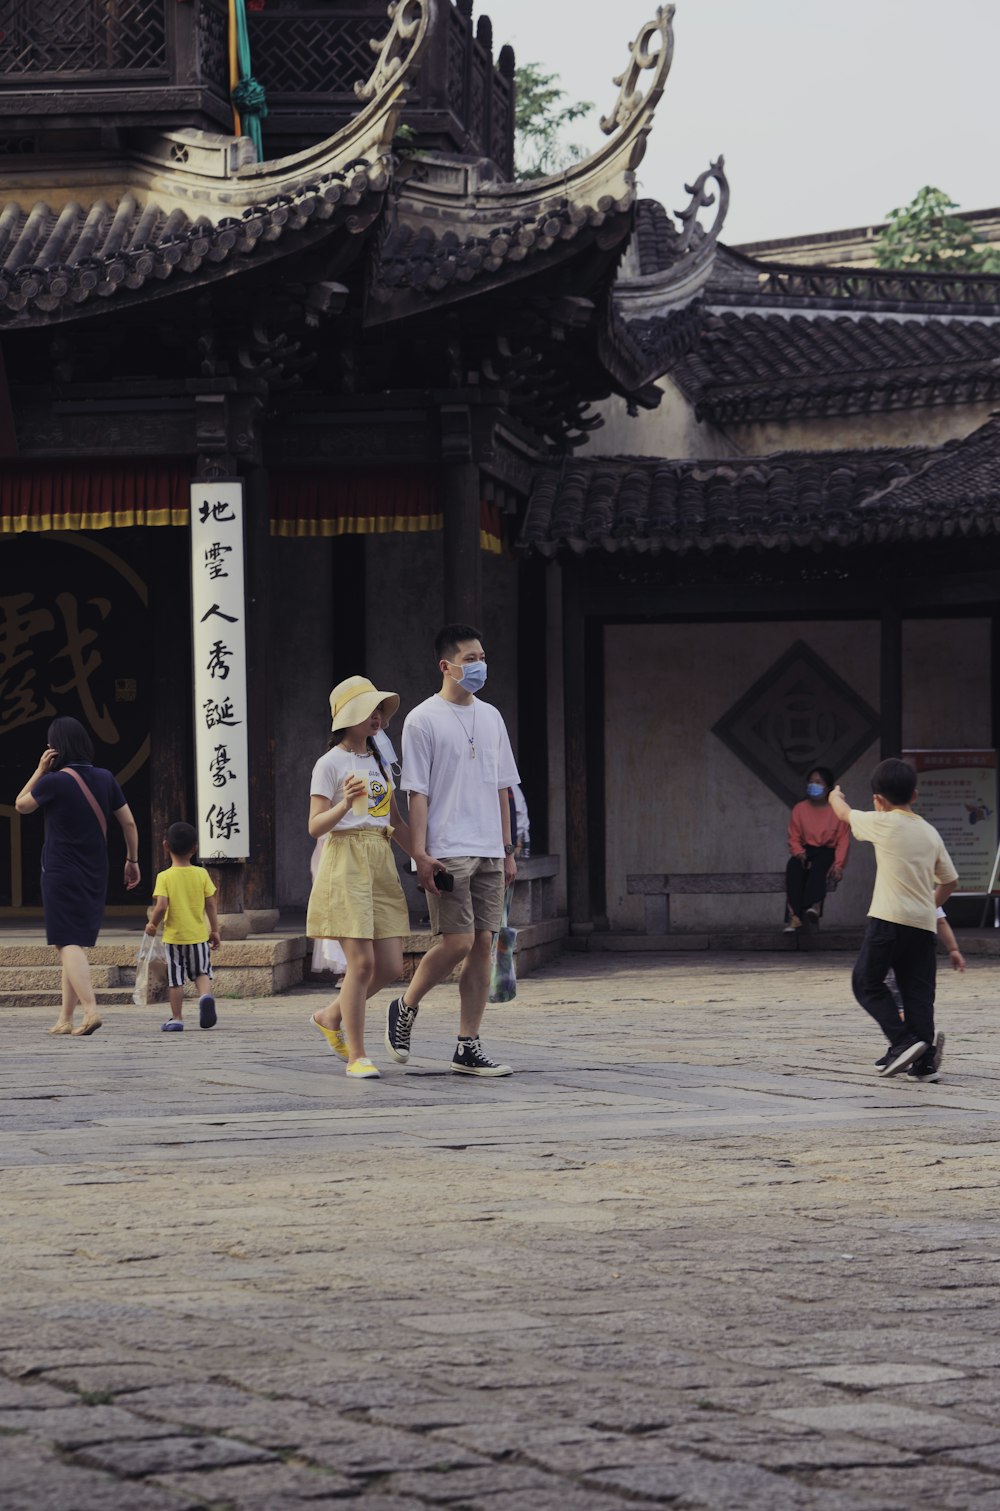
[
  {"x1": 669, "y1": 310, "x2": 1000, "y2": 422},
  {"x1": 520, "y1": 418, "x2": 1000, "y2": 555},
  {"x1": 0, "y1": 160, "x2": 387, "y2": 326}
]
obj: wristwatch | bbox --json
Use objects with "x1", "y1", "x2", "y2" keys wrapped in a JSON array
[{"x1": 503, "y1": 843, "x2": 515, "y2": 855}]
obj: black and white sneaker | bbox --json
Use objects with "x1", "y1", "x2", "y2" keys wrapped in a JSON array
[
  {"x1": 385, "y1": 995, "x2": 418, "y2": 1063},
  {"x1": 879, "y1": 1039, "x2": 928, "y2": 1078},
  {"x1": 451, "y1": 1036, "x2": 512, "y2": 1077},
  {"x1": 874, "y1": 1048, "x2": 892, "y2": 1071},
  {"x1": 907, "y1": 1030, "x2": 945, "y2": 1082}
]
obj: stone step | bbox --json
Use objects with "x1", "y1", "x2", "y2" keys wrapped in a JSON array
[
  {"x1": 0, "y1": 965, "x2": 123, "y2": 989},
  {"x1": 0, "y1": 988, "x2": 137, "y2": 1010}
]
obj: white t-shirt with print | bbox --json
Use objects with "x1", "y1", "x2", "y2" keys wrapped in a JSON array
[
  {"x1": 310, "y1": 745, "x2": 393, "y2": 832},
  {"x1": 401, "y1": 694, "x2": 519, "y2": 859}
]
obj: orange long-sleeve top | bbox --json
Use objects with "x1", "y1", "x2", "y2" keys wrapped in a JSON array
[{"x1": 788, "y1": 800, "x2": 850, "y2": 870}]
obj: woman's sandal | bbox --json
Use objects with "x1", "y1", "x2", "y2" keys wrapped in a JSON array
[
  {"x1": 310, "y1": 1014, "x2": 348, "y2": 1061},
  {"x1": 71, "y1": 1015, "x2": 103, "y2": 1037},
  {"x1": 47, "y1": 1021, "x2": 74, "y2": 1036}
]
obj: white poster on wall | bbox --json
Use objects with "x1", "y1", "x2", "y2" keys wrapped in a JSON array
[
  {"x1": 904, "y1": 749, "x2": 997, "y2": 895},
  {"x1": 190, "y1": 481, "x2": 249, "y2": 862}
]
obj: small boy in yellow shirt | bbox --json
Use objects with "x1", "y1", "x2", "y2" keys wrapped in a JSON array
[{"x1": 146, "y1": 821, "x2": 220, "y2": 1031}]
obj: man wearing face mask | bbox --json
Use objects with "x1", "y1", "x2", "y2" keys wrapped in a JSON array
[
  {"x1": 388, "y1": 624, "x2": 519, "y2": 1075},
  {"x1": 784, "y1": 765, "x2": 850, "y2": 933}
]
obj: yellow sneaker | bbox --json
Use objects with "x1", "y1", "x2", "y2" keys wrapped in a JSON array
[
  {"x1": 311, "y1": 1015, "x2": 348, "y2": 1061},
  {"x1": 346, "y1": 1057, "x2": 380, "y2": 1079}
]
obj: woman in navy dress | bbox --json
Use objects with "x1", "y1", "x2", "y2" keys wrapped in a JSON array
[{"x1": 15, "y1": 716, "x2": 141, "y2": 1036}]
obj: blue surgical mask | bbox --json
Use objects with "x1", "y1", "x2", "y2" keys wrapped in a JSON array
[
  {"x1": 450, "y1": 660, "x2": 487, "y2": 693},
  {"x1": 806, "y1": 782, "x2": 826, "y2": 799}
]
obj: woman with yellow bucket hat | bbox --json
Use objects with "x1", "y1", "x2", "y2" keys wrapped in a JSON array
[{"x1": 306, "y1": 676, "x2": 413, "y2": 1078}]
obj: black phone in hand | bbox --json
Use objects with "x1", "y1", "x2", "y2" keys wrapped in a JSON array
[{"x1": 433, "y1": 869, "x2": 454, "y2": 892}]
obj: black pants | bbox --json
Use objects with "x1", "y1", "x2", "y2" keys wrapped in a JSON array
[
  {"x1": 786, "y1": 845, "x2": 834, "y2": 918},
  {"x1": 852, "y1": 918, "x2": 936, "y2": 1049}
]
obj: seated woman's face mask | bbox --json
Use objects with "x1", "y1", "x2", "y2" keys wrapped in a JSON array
[{"x1": 806, "y1": 782, "x2": 827, "y2": 798}]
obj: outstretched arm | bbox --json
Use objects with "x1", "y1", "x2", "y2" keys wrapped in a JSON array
[{"x1": 828, "y1": 785, "x2": 852, "y2": 824}]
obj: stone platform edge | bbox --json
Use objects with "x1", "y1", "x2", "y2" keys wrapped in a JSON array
[{"x1": 0, "y1": 920, "x2": 570, "y2": 1001}]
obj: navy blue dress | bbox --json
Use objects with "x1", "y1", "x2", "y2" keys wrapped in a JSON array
[{"x1": 31, "y1": 764, "x2": 127, "y2": 947}]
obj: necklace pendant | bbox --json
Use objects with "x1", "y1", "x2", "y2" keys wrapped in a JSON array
[{"x1": 470, "y1": 744, "x2": 476, "y2": 759}]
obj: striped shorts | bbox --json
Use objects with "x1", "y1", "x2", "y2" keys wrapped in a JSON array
[{"x1": 166, "y1": 942, "x2": 213, "y2": 989}]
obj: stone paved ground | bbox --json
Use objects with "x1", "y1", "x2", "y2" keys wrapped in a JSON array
[{"x1": 2, "y1": 952, "x2": 999, "y2": 1511}]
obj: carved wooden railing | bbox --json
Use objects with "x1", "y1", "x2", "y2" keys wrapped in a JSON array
[
  {"x1": 0, "y1": 0, "x2": 229, "y2": 100},
  {"x1": 247, "y1": 0, "x2": 514, "y2": 175}
]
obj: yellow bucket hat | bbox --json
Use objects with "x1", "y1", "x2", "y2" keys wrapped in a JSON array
[{"x1": 329, "y1": 675, "x2": 399, "y2": 732}]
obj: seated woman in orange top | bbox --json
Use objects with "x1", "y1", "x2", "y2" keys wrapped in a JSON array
[{"x1": 785, "y1": 765, "x2": 850, "y2": 932}]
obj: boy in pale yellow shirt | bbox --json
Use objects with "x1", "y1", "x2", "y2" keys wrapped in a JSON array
[
  {"x1": 830, "y1": 759, "x2": 957, "y2": 1080},
  {"x1": 147, "y1": 821, "x2": 220, "y2": 1032}
]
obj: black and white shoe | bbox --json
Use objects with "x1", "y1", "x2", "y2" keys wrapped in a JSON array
[
  {"x1": 879, "y1": 1039, "x2": 928, "y2": 1078},
  {"x1": 385, "y1": 995, "x2": 418, "y2": 1063},
  {"x1": 907, "y1": 1030, "x2": 945, "y2": 1082},
  {"x1": 874, "y1": 1048, "x2": 892, "y2": 1071},
  {"x1": 804, "y1": 907, "x2": 821, "y2": 931},
  {"x1": 451, "y1": 1037, "x2": 512, "y2": 1077}
]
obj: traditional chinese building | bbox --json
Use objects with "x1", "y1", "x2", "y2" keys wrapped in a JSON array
[
  {"x1": 0, "y1": 0, "x2": 691, "y2": 985},
  {"x1": 522, "y1": 201, "x2": 1000, "y2": 938}
]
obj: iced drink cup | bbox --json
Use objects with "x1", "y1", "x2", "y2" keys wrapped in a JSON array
[{"x1": 351, "y1": 767, "x2": 369, "y2": 818}]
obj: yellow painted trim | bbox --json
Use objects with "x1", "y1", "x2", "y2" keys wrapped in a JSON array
[
  {"x1": 270, "y1": 513, "x2": 444, "y2": 538},
  {"x1": 0, "y1": 510, "x2": 189, "y2": 534},
  {"x1": 480, "y1": 529, "x2": 503, "y2": 554}
]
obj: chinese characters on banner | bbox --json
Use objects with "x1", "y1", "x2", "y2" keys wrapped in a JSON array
[
  {"x1": 904, "y1": 750, "x2": 998, "y2": 894},
  {"x1": 190, "y1": 483, "x2": 249, "y2": 861}
]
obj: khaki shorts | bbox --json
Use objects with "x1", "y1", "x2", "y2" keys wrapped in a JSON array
[
  {"x1": 306, "y1": 829, "x2": 410, "y2": 941},
  {"x1": 428, "y1": 855, "x2": 504, "y2": 936}
]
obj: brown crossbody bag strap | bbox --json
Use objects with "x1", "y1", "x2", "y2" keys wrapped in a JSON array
[{"x1": 62, "y1": 767, "x2": 108, "y2": 839}]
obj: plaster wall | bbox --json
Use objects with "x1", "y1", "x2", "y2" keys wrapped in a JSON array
[
  {"x1": 725, "y1": 403, "x2": 996, "y2": 457},
  {"x1": 604, "y1": 622, "x2": 882, "y2": 932},
  {"x1": 902, "y1": 619, "x2": 991, "y2": 750},
  {"x1": 604, "y1": 617, "x2": 993, "y2": 932},
  {"x1": 272, "y1": 535, "x2": 336, "y2": 911},
  {"x1": 592, "y1": 379, "x2": 734, "y2": 462}
]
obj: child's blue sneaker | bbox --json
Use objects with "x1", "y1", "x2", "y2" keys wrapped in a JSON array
[
  {"x1": 161, "y1": 1020, "x2": 183, "y2": 1032},
  {"x1": 199, "y1": 995, "x2": 217, "y2": 1030}
]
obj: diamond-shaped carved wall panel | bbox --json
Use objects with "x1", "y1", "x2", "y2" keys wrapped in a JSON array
[{"x1": 712, "y1": 640, "x2": 880, "y2": 807}]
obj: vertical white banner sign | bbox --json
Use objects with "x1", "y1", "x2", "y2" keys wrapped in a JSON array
[{"x1": 190, "y1": 481, "x2": 250, "y2": 861}]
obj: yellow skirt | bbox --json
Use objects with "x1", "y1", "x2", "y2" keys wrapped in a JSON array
[{"x1": 306, "y1": 829, "x2": 410, "y2": 941}]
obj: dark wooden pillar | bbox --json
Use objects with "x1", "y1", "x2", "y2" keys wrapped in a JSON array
[
  {"x1": 880, "y1": 602, "x2": 903, "y2": 758},
  {"x1": 242, "y1": 462, "x2": 274, "y2": 914},
  {"x1": 149, "y1": 524, "x2": 192, "y2": 870},
  {"x1": 562, "y1": 561, "x2": 591, "y2": 932},
  {"x1": 441, "y1": 406, "x2": 481, "y2": 627},
  {"x1": 517, "y1": 552, "x2": 549, "y2": 850},
  {"x1": 442, "y1": 460, "x2": 482, "y2": 626}
]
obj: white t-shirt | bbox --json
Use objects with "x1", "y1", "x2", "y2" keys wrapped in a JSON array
[
  {"x1": 849, "y1": 808, "x2": 958, "y2": 934},
  {"x1": 310, "y1": 745, "x2": 394, "y2": 832},
  {"x1": 401, "y1": 694, "x2": 520, "y2": 858}
]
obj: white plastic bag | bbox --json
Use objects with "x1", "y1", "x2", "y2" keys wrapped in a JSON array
[{"x1": 133, "y1": 932, "x2": 168, "y2": 1006}]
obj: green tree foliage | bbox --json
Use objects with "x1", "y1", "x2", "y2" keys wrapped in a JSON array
[
  {"x1": 875, "y1": 186, "x2": 1000, "y2": 274},
  {"x1": 514, "y1": 63, "x2": 593, "y2": 181}
]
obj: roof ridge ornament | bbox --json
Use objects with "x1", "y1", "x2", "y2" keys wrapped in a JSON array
[
  {"x1": 355, "y1": 0, "x2": 427, "y2": 103},
  {"x1": 673, "y1": 156, "x2": 728, "y2": 256},
  {"x1": 600, "y1": 6, "x2": 676, "y2": 137}
]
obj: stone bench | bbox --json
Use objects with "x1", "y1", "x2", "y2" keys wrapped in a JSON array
[{"x1": 627, "y1": 872, "x2": 786, "y2": 933}]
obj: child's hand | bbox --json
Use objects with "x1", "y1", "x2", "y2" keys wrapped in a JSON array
[
  {"x1": 950, "y1": 948, "x2": 966, "y2": 972},
  {"x1": 144, "y1": 921, "x2": 158, "y2": 937},
  {"x1": 209, "y1": 930, "x2": 221, "y2": 950},
  {"x1": 343, "y1": 774, "x2": 367, "y2": 803}
]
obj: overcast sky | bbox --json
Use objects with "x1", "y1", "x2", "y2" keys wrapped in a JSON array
[{"x1": 489, "y1": 0, "x2": 999, "y2": 245}]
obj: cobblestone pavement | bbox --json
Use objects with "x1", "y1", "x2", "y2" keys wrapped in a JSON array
[{"x1": 2, "y1": 952, "x2": 999, "y2": 1510}]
